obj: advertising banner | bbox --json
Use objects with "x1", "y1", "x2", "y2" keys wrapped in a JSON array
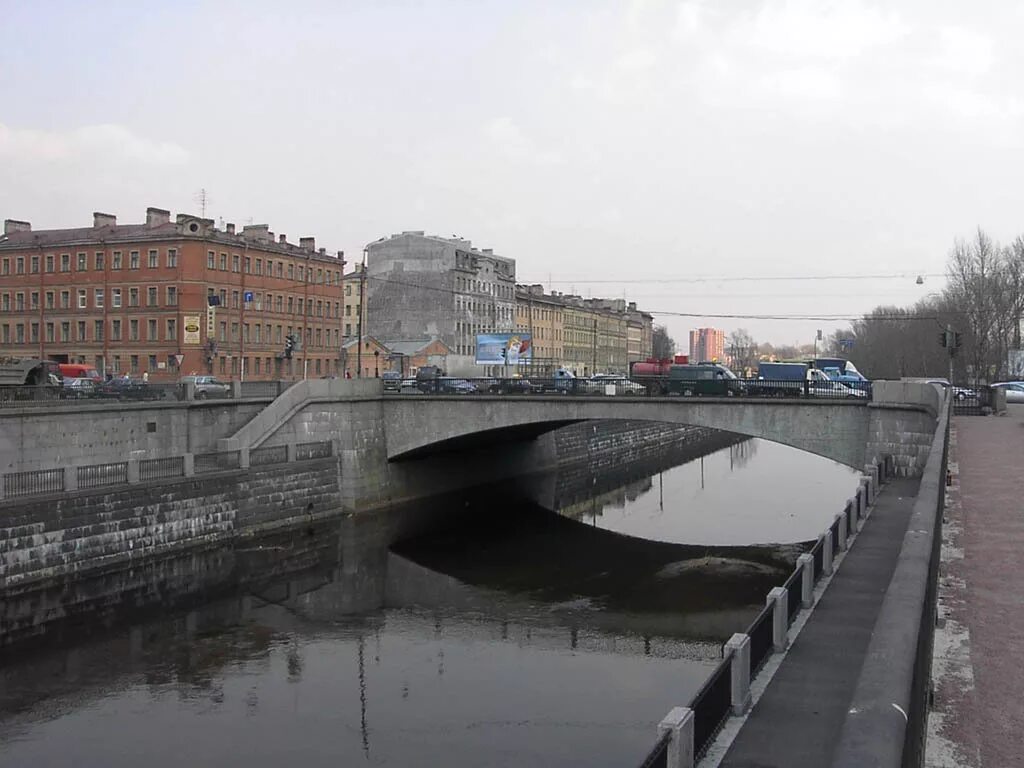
[
  {"x1": 184, "y1": 315, "x2": 202, "y2": 345},
  {"x1": 475, "y1": 333, "x2": 532, "y2": 365}
]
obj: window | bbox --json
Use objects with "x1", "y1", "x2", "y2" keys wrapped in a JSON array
[
  {"x1": 317, "y1": 269, "x2": 323, "y2": 284},
  {"x1": 129, "y1": 251, "x2": 140, "y2": 269},
  {"x1": 112, "y1": 356, "x2": 120, "y2": 374},
  {"x1": 29, "y1": 322, "x2": 39, "y2": 343},
  {"x1": 219, "y1": 321, "x2": 226, "y2": 342},
  {"x1": 95, "y1": 288, "x2": 104, "y2": 308},
  {"x1": 112, "y1": 288, "x2": 122, "y2": 308},
  {"x1": 243, "y1": 323, "x2": 250, "y2": 342},
  {"x1": 1, "y1": 258, "x2": 7, "y2": 275},
  {"x1": 77, "y1": 320, "x2": 87, "y2": 341},
  {"x1": 30, "y1": 255, "x2": 39, "y2": 273},
  {"x1": 276, "y1": 262, "x2": 283, "y2": 278},
  {"x1": 59, "y1": 254, "x2": 69, "y2": 272},
  {"x1": 45, "y1": 322, "x2": 54, "y2": 343},
  {"x1": 219, "y1": 357, "x2": 226, "y2": 375},
  {"x1": 111, "y1": 319, "x2": 122, "y2": 341},
  {"x1": 345, "y1": 304, "x2": 351, "y2": 316},
  {"x1": 16, "y1": 323, "x2": 25, "y2": 343},
  {"x1": 45, "y1": 291, "x2": 54, "y2": 309},
  {"x1": 95, "y1": 252, "x2": 104, "y2": 270},
  {"x1": 244, "y1": 256, "x2": 251, "y2": 273},
  {"x1": 78, "y1": 289, "x2": 87, "y2": 309},
  {"x1": 45, "y1": 254, "x2": 54, "y2": 273},
  {"x1": 148, "y1": 286, "x2": 157, "y2": 306},
  {"x1": 297, "y1": 299, "x2": 304, "y2": 316},
  {"x1": 130, "y1": 355, "x2": 139, "y2": 374},
  {"x1": 288, "y1": 296, "x2": 294, "y2": 314},
  {"x1": 207, "y1": 251, "x2": 215, "y2": 269},
  {"x1": 232, "y1": 254, "x2": 240, "y2": 272},
  {"x1": 276, "y1": 325, "x2": 283, "y2": 343},
  {"x1": 167, "y1": 248, "x2": 178, "y2": 268},
  {"x1": 16, "y1": 256, "x2": 24, "y2": 274},
  {"x1": 254, "y1": 324, "x2": 262, "y2": 343},
  {"x1": 316, "y1": 300, "x2": 323, "y2": 317},
  {"x1": 2, "y1": 325, "x2": 10, "y2": 344},
  {"x1": 15, "y1": 292, "x2": 24, "y2": 311},
  {"x1": 148, "y1": 319, "x2": 157, "y2": 340},
  {"x1": 0, "y1": 294, "x2": 8, "y2": 311},
  {"x1": 254, "y1": 357, "x2": 261, "y2": 375},
  {"x1": 148, "y1": 354, "x2": 157, "y2": 372},
  {"x1": 231, "y1": 290, "x2": 239, "y2": 309},
  {"x1": 129, "y1": 319, "x2": 139, "y2": 341},
  {"x1": 129, "y1": 287, "x2": 139, "y2": 307},
  {"x1": 166, "y1": 286, "x2": 178, "y2": 305},
  {"x1": 219, "y1": 253, "x2": 227, "y2": 270},
  {"x1": 255, "y1": 259, "x2": 263, "y2": 275},
  {"x1": 230, "y1": 322, "x2": 239, "y2": 342},
  {"x1": 276, "y1": 295, "x2": 283, "y2": 313},
  {"x1": 77, "y1": 252, "x2": 87, "y2": 271},
  {"x1": 112, "y1": 251, "x2": 122, "y2": 269},
  {"x1": 166, "y1": 319, "x2": 177, "y2": 340},
  {"x1": 219, "y1": 289, "x2": 227, "y2": 306},
  {"x1": 315, "y1": 328, "x2": 322, "y2": 347},
  {"x1": 345, "y1": 284, "x2": 352, "y2": 296},
  {"x1": 28, "y1": 292, "x2": 38, "y2": 310},
  {"x1": 288, "y1": 264, "x2": 294, "y2": 280},
  {"x1": 148, "y1": 249, "x2": 159, "y2": 268}
]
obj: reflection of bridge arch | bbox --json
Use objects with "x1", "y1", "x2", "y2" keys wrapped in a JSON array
[{"x1": 382, "y1": 397, "x2": 870, "y2": 469}]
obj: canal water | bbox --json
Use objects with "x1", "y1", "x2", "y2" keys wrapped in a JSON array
[{"x1": 0, "y1": 437, "x2": 860, "y2": 767}]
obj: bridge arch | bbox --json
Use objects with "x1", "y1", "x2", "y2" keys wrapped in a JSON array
[{"x1": 381, "y1": 396, "x2": 872, "y2": 470}]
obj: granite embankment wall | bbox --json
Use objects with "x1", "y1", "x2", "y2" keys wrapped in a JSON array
[{"x1": 0, "y1": 458, "x2": 339, "y2": 591}]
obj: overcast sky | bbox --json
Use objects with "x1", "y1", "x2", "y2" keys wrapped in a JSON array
[{"x1": 2, "y1": 1, "x2": 1023, "y2": 351}]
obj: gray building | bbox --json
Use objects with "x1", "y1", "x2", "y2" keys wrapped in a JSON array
[{"x1": 366, "y1": 232, "x2": 516, "y2": 375}]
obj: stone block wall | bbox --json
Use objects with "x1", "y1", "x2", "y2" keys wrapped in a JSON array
[
  {"x1": 0, "y1": 459, "x2": 339, "y2": 590},
  {"x1": 864, "y1": 406, "x2": 937, "y2": 477}
]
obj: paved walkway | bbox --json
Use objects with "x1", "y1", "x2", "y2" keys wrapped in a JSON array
[
  {"x1": 926, "y1": 410, "x2": 1024, "y2": 768},
  {"x1": 715, "y1": 477, "x2": 921, "y2": 768}
]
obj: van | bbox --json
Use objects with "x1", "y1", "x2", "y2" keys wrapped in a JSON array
[
  {"x1": 667, "y1": 364, "x2": 743, "y2": 397},
  {"x1": 58, "y1": 363, "x2": 102, "y2": 382}
]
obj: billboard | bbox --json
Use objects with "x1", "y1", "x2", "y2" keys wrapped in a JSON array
[
  {"x1": 184, "y1": 315, "x2": 202, "y2": 345},
  {"x1": 475, "y1": 333, "x2": 532, "y2": 365}
]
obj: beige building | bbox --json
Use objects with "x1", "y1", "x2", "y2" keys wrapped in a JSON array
[{"x1": 515, "y1": 285, "x2": 564, "y2": 374}]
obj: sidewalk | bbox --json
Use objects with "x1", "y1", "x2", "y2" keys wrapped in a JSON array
[
  {"x1": 715, "y1": 477, "x2": 921, "y2": 768},
  {"x1": 926, "y1": 411, "x2": 1024, "y2": 768}
]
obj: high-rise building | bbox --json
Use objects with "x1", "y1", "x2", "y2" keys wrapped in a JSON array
[
  {"x1": 689, "y1": 327, "x2": 726, "y2": 363},
  {"x1": 0, "y1": 208, "x2": 348, "y2": 380}
]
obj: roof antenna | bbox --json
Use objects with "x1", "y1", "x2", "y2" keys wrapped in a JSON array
[{"x1": 194, "y1": 188, "x2": 209, "y2": 218}]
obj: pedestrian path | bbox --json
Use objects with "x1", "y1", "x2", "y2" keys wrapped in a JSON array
[
  {"x1": 926, "y1": 413, "x2": 1024, "y2": 768},
  {"x1": 714, "y1": 477, "x2": 920, "y2": 768}
]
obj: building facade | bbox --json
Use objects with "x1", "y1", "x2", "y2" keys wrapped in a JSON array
[
  {"x1": 366, "y1": 231, "x2": 516, "y2": 375},
  {"x1": 0, "y1": 208, "x2": 348, "y2": 380},
  {"x1": 689, "y1": 327, "x2": 726, "y2": 363}
]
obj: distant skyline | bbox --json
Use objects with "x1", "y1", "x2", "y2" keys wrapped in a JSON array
[{"x1": 3, "y1": 1, "x2": 1022, "y2": 347}]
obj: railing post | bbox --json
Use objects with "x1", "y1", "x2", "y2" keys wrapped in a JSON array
[
  {"x1": 822, "y1": 530, "x2": 834, "y2": 576},
  {"x1": 286, "y1": 442, "x2": 297, "y2": 462},
  {"x1": 658, "y1": 707, "x2": 695, "y2": 768},
  {"x1": 860, "y1": 475, "x2": 872, "y2": 508},
  {"x1": 864, "y1": 464, "x2": 878, "y2": 498},
  {"x1": 127, "y1": 459, "x2": 140, "y2": 484},
  {"x1": 184, "y1": 381, "x2": 196, "y2": 401},
  {"x1": 724, "y1": 633, "x2": 752, "y2": 714},
  {"x1": 798, "y1": 553, "x2": 814, "y2": 607},
  {"x1": 768, "y1": 586, "x2": 788, "y2": 651},
  {"x1": 847, "y1": 495, "x2": 860, "y2": 531},
  {"x1": 231, "y1": 380, "x2": 242, "y2": 400},
  {"x1": 0, "y1": 475, "x2": 5, "y2": 502},
  {"x1": 835, "y1": 512, "x2": 848, "y2": 551},
  {"x1": 183, "y1": 453, "x2": 195, "y2": 477},
  {"x1": 239, "y1": 446, "x2": 250, "y2": 470},
  {"x1": 63, "y1": 465, "x2": 78, "y2": 492}
]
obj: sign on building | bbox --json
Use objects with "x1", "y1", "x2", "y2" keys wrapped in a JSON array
[
  {"x1": 475, "y1": 333, "x2": 532, "y2": 365},
  {"x1": 206, "y1": 305, "x2": 216, "y2": 338},
  {"x1": 184, "y1": 315, "x2": 201, "y2": 345}
]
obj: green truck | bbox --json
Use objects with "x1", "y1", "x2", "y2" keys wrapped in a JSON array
[{"x1": 667, "y1": 363, "x2": 744, "y2": 396}]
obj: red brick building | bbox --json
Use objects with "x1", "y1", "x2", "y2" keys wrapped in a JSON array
[{"x1": 0, "y1": 208, "x2": 356, "y2": 380}]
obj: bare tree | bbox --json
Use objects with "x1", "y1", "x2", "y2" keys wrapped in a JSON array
[
  {"x1": 651, "y1": 325, "x2": 675, "y2": 359},
  {"x1": 727, "y1": 328, "x2": 758, "y2": 373}
]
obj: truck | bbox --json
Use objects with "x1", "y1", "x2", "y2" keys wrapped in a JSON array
[
  {"x1": 0, "y1": 357, "x2": 63, "y2": 402},
  {"x1": 810, "y1": 358, "x2": 870, "y2": 391},
  {"x1": 754, "y1": 362, "x2": 866, "y2": 398},
  {"x1": 629, "y1": 355, "x2": 689, "y2": 395}
]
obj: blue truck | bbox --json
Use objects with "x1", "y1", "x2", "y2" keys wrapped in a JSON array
[
  {"x1": 811, "y1": 358, "x2": 868, "y2": 389},
  {"x1": 755, "y1": 362, "x2": 867, "y2": 398}
]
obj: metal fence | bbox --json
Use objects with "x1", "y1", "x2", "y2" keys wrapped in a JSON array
[
  {"x1": 139, "y1": 456, "x2": 185, "y2": 482},
  {"x1": 784, "y1": 567, "x2": 803, "y2": 625},
  {"x1": 250, "y1": 444, "x2": 289, "y2": 466},
  {"x1": 747, "y1": 603, "x2": 775, "y2": 675},
  {"x1": 0, "y1": 379, "x2": 302, "y2": 410},
  {"x1": 296, "y1": 441, "x2": 332, "y2": 460},
  {"x1": 388, "y1": 375, "x2": 872, "y2": 401},
  {"x1": 78, "y1": 462, "x2": 129, "y2": 489},
  {"x1": 3, "y1": 467, "x2": 64, "y2": 498},
  {"x1": 636, "y1": 730, "x2": 671, "y2": 768},
  {"x1": 194, "y1": 451, "x2": 241, "y2": 474},
  {"x1": 812, "y1": 537, "x2": 825, "y2": 581},
  {"x1": 690, "y1": 654, "x2": 734, "y2": 759},
  {"x1": 240, "y1": 381, "x2": 294, "y2": 398},
  {"x1": 952, "y1": 385, "x2": 992, "y2": 416}
]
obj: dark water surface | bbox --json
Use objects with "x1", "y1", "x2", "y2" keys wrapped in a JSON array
[{"x1": 0, "y1": 438, "x2": 859, "y2": 767}]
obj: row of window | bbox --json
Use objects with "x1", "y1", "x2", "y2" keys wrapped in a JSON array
[
  {"x1": 0, "y1": 286, "x2": 177, "y2": 312},
  {"x1": 206, "y1": 287, "x2": 359, "y2": 319},
  {"x1": 455, "y1": 275, "x2": 514, "y2": 299},
  {"x1": 1, "y1": 318, "x2": 179, "y2": 345},
  {"x1": 58, "y1": 354, "x2": 339, "y2": 378},
  {"x1": 455, "y1": 297, "x2": 514, "y2": 321},
  {"x1": 213, "y1": 322, "x2": 346, "y2": 349},
  {"x1": 0, "y1": 249, "x2": 179, "y2": 276},
  {"x1": 206, "y1": 250, "x2": 343, "y2": 286}
]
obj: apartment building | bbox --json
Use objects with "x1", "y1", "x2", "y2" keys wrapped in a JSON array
[{"x1": 689, "y1": 327, "x2": 726, "y2": 363}]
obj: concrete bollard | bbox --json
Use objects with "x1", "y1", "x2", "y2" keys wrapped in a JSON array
[
  {"x1": 184, "y1": 381, "x2": 196, "y2": 401},
  {"x1": 127, "y1": 459, "x2": 140, "y2": 484},
  {"x1": 63, "y1": 465, "x2": 78, "y2": 492},
  {"x1": 724, "y1": 633, "x2": 752, "y2": 714},
  {"x1": 768, "y1": 586, "x2": 788, "y2": 652},
  {"x1": 836, "y1": 512, "x2": 848, "y2": 551},
  {"x1": 658, "y1": 707, "x2": 695, "y2": 768},
  {"x1": 239, "y1": 446, "x2": 250, "y2": 470},
  {"x1": 286, "y1": 443, "x2": 297, "y2": 462},
  {"x1": 798, "y1": 553, "x2": 815, "y2": 607},
  {"x1": 183, "y1": 453, "x2": 195, "y2": 477},
  {"x1": 822, "y1": 530, "x2": 834, "y2": 576},
  {"x1": 231, "y1": 380, "x2": 242, "y2": 399}
]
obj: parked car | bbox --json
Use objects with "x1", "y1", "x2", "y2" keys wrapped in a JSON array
[
  {"x1": 487, "y1": 377, "x2": 539, "y2": 394},
  {"x1": 667, "y1": 363, "x2": 745, "y2": 397},
  {"x1": 437, "y1": 378, "x2": 478, "y2": 394},
  {"x1": 180, "y1": 375, "x2": 231, "y2": 399},
  {"x1": 95, "y1": 377, "x2": 162, "y2": 401},
  {"x1": 399, "y1": 378, "x2": 421, "y2": 393},
  {"x1": 991, "y1": 381, "x2": 1024, "y2": 403},
  {"x1": 382, "y1": 371, "x2": 402, "y2": 392},
  {"x1": 953, "y1": 386, "x2": 978, "y2": 401},
  {"x1": 61, "y1": 376, "x2": 97, "y2": 399}
]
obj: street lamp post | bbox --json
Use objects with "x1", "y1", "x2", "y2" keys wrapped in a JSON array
[
  {"x1": 374, "y1": 349, "x2": 380, "y2": 378},
  {"x1": 357, "y1": 248, "x2": 366, "y2": 377}
]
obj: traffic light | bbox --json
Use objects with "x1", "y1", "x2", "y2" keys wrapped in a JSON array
[
  {"x1": 954, "y1": 332, "x2": 962, "y2": 348},
  {"x1": 938, "y1": 332, "x2": 948, "y2": 348},
  {"x1": 284, "y1": 334, "x2": 295, "y2": 359}
]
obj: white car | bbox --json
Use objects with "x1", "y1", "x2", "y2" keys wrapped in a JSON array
[{"x1": 991, "y1": 382, "x2": 1024, "y2": 403}]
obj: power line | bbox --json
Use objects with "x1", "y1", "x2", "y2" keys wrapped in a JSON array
[{"x1": 523, "y1": 272, "x2": 945, "y2": 285}]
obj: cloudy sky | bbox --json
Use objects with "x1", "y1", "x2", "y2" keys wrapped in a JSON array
[{"x1": 2, "y1": 1, "x2": 1022, "y2": 350}]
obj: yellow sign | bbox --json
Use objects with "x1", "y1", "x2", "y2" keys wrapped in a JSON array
[
  {"x1": 206, "y1": 305, "x2": 217, "y2": 340},
  {"x1": 184, "y1": 315, "x2": 202, "y2": 345}
]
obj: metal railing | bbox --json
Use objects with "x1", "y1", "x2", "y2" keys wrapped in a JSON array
[
  {"x1": 139, "y1": 456, "x2": 185, "y2": 482},
  {"x1": 386, "y1": 375, "x2": 872, "y2": 401},
  {"x1": 633, "y1": 455, "x2": 892, "y2": 766},
  {"x1": 0, "y1": 379, "x2": 302, "y2": 409},
  {"x1": 3, "y1": 468, "x2": 63, "y2": 498},
  {"x1": 952, "y1": 384, "x2": 993, "y2": 416},
  {"x1": 296, "y1": 441, "x2": 332, "y2": 460},
  {"x1": 636, "y1": 730, "x2": 671, "y2": 768},
  {"x1": 250, "y1": 444, "x2": 289, "y2": 466},
  {"x1": 240, "y1": 380, "x2": 296, "y2": 398},
  {"x1": 78, "y1": 461, "x2": 129, "y2": 489},
  {"x1": 194, "y1": 451, "x2": 241, "y2": 474}
]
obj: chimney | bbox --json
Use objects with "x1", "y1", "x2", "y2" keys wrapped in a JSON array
[
  {"x1": 225, "y1": 223, "x2": 235, "y2": 235},
  {"x1": 93, "y1": 212, "x2": 116, "y2": 228},
  {"x1": 3, "y1": 219, "x2": 31, "y2": 235},
  {"x1": 337, "y1": 250, "x2": 345, "y2": 260},
  {"x1": 482, "y1": 248, "x2": 493, "y2": 255},
  {"x1": 299, "y1": 237, "x2": 315, "y2": 251},
  {"x1": 241, "y1": 224, "x2": 270, "y2": 242},
  {"x1": 145, "y1": 207, "x2": 170, "y2": 227},
  {"x1": 319, "y1": 247, "x2": 326, "y2": 256},
  {"x1": 279, "y1": 234, "x2": 287, "y2": 244}
]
